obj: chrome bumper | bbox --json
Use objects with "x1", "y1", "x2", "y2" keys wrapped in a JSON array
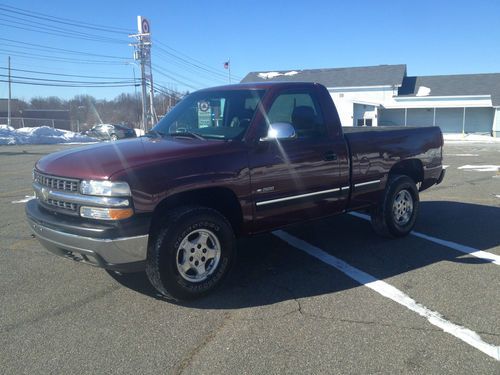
[{"x1": 27, "y1": 217, "x2": 148, "y2": 272}]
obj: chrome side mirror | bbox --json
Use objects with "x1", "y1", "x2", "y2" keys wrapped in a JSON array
[{"x1": 260, "y1": 122, "x2": 297, "y2": 141}]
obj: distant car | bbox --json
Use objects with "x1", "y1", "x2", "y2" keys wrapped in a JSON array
[{"x1": 84, "y1": 124, "x2": 136, "y2": 141}]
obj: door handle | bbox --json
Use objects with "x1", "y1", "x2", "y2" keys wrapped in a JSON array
[{"x1": 324, "y1": 151, "x2": 337, "y2": 161}]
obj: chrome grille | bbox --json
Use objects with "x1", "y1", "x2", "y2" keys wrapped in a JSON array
[
  {"x1": 46, "y1": 198, "x2": 78, "y2": 211},
  {"x1": 34, "y1": 171, "x2": 79, "y2": 192}
]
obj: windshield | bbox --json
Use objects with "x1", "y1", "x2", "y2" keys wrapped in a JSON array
[{"x1": 153, "y1": 89, "x2": 265, "y2": 140}]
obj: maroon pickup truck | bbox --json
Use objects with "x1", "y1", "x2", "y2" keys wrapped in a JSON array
[{"x1": 26, "y1": 82, "x2": 445, "y2": 300}]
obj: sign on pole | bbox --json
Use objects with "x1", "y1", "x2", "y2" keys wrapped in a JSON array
[{"x1": 137, "y1": 16, "x2": 151, "y2": 35}]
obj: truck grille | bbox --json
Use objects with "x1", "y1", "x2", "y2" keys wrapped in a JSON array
[
  {"x1": 46, "y1": 198, "x2": 78, "y2": 212},
  {"x1": 34, "y1": 171, "x2": 79, "y2": 192}
]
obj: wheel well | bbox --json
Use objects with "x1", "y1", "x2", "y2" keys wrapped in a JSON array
[
  {"x1": 150, "y1": 187, "x2": 243, "y2": 235},
  {"x1": 389, "y1": 159, "x2": 424, "y2": 183}
]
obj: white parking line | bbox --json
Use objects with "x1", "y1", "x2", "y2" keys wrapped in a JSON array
[
  {"x1": 11, "y1": 195, "x2": 35, "y2": 204},
  {"x1": 447, "y1": 154, "x2": 479, "y2": 157},
  {"x1": 348, "y1": 212, "x2": 500, "y2": 266},
  {"x1": 458, "y1": 165, "x2": 499, "y2": 172},
  {"x1": 273, "y1": 230, "x2": 500, "y2": 361}
]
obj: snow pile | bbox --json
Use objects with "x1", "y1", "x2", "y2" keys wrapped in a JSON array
[
  {"x1": 134, "y1": 128, "x2": 145, "y2": 137},
  {"x1": 0, "y1": 125, "x2": 97, "y2": 145},
  {"x1": 257, "y1": 71, "x2": 299, "y2": 80},
  {"x1": 443, "y1": 133, "x2": 500, "y2": 143}
]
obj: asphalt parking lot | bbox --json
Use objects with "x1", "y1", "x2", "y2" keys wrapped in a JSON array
[{"x1": 1, "y1": 141, "x2": 499, "y2": 374}]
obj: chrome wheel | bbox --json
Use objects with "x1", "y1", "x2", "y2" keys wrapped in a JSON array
[
  {"x1": 176, "y1": 229, "x2": 221, "y2": 283},
  {"x1": 392, "y1": 189, "x2": 413, "y2": 225}
]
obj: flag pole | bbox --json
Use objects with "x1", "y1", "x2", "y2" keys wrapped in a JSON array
[{"x1": 228, "y1": 58, "x2": 231, "y2": 84}]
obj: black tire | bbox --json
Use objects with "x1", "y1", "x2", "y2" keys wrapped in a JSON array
[
  {"x1": 110, "y1": 134, "x2": 118, "y2": 141},
  {"x1": 370, "y1": 175, "x2": 419, "y2": 238},
  {"x1": 146, "y1": 206, "x2": 235, "y2": 301}
]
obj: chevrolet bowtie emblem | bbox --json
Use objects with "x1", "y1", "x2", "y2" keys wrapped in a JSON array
[{"x1": 40, "y1": 187, "x2": 49, "y2": 201}]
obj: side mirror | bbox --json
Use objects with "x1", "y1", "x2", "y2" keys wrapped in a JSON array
[{"x1": 260, "y1": 122, "x2": 297, "y2": 141}]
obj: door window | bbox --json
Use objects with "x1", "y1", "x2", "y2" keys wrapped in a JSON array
[{"x1": 267, "y1": 92, "x2": 326, "y2": 138}]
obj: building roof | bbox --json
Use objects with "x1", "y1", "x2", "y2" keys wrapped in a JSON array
[
  {"x1": 241, "y1": 64, "x2": 407, "y2": 88},
  {"x1": 399, "y1": 74, "x2": 500, "y2": 106}
]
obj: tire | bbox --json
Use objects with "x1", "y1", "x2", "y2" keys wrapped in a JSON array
[
  {"x1": 370, "y1": 175, "x2": 419, "y2": 238},
  {"x1": 110, "y1": 134, "x2": 118, "y2": 141},
  {"x1": 146, "y1": 206, "x2": 235, "y2": 301}
]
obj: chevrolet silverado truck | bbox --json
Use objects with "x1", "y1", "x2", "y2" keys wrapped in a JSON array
[{"x1": 26, "y1": 82, "x2": 445, "y2": 300}]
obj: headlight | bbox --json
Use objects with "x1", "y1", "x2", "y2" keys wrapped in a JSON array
[{"x1": 80, "y1": 180, "x2": 131, "y2": 197}]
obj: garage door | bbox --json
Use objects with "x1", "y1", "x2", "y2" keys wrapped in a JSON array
[{"x1": 437, "y1": 108, "x2": 494, "y2": 133}]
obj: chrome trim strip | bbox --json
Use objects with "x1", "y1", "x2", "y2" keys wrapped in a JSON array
[
  {"x1": 341, "y1": 186, "x2": 350, "y2": 191},
  {"x1": 354, "y1": 180, "x2": 380, "y2": 188},
  {"x1": 256, "y1": 187, "x2": 341, "y2": 207},
  {"x1": 33, "y1": 182, "x2": 130, "y2": 208}
]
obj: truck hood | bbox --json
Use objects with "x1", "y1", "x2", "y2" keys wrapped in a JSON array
[{"x1": 35, "y1": 136, "x2": 224, "y2": 180}]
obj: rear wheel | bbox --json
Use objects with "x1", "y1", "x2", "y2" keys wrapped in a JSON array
[
  {"x1": 110, "y1": 134, "x2": 118, "y2": 141},
  {"x1": 370, "y1": 175, "x2": 419, "y2": 238},
  {"x1": 146, "y1": 206, "x2": 235, "y2": 300}
]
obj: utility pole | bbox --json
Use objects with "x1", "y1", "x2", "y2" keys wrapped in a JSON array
[
  {"x1": 129, "y1": 16, "x2": 154, "y2": 132},
  {"x1": 148, "y1": 54, "x2": 156, "y2": 124},
  {"x1": 7, "y1": 56, "x2": 11, "y2": 128}
]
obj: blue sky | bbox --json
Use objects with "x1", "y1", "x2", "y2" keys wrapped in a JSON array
[{"x1": 1, "y1": 0, "x2": 499, "y2": 100}]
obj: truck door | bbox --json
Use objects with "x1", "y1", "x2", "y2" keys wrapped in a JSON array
[{"x1": 248, "y1": 88, "x2": 350, "y2": 231}]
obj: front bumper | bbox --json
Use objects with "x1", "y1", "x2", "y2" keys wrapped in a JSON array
[{"x1": 26, "y1": 199, "x2": 149, "y2": 272}]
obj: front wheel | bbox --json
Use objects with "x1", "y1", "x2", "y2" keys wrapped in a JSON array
[
  {"x1": 146, "y1": 206, "x2": 235, "y2": 301},
  {"x1": 370, "y1": 175, "x2": 419, "y2": 238}
]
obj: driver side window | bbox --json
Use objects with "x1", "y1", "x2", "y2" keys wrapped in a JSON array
[{"x1": 267, "y1": 92, "x2": 325, "y2": 138}]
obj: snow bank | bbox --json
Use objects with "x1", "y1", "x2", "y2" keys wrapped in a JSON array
[
  {"x1": 257, "y1": 71, "x2": 299, "y2": 80},
  {"x1": 134, "y1": 128, "x2": 145, "y2": 137},
  {"x1": 0, "y1": 125, "x2": 97, "y2": 145},
  {"x1": 443, "y1": 133, "x2": 500, "y2": 143}
]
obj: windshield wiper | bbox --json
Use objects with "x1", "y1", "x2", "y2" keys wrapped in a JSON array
[{"x1": 168, "y1": 131, "x2": 206, "y2": 140}]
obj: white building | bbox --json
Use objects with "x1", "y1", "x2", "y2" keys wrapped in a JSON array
[{"x1": 241, "y1": 64, "x2": 500, "y2": 137}]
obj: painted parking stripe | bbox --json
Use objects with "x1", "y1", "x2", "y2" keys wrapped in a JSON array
[
  {"x1": 349, "y1": 212, "x2": 500, "y2": 266},
  {"x1": 272, "y1": 230, "x2": 500, "y2": 361},
  {"x1": 11, "y1": 195, "x2": 35, "y2": 204}
]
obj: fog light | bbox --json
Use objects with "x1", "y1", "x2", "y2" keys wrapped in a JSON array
[{"x1": 80, "y1": 206, "x2": 133, "y2": 220}]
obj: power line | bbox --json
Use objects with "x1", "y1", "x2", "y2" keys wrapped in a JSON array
[
  {"x1": 149, "y1": 81, "x2": 181, "y2": 96},
  {"x1": 154, "y1": 39, "x2": 242, "y2": 81},
  {"x1": 152, "y1": 63, "x2": 212, "y2": 88},
  {"x1": 153, "y1": 51, "x2": 227, "y2": 86},
  {"x1": 0, "y1": 37, "x2": 130, "y2": 60},
  {"x1": 154, "y1": 44, "x2": 232, "y2": 82},
  {"x1": 0, "y1": 49, "x2": 130, "y2": 65},
  {"x1": 0, "y1": 21, "x2": 128, "y2": 45},
  {"x1": 0, "y1": 79, "x2": 139, "y2": 88},
  {"x1": 0, "y1": 14, "x2": 128, "y2": 44},
  {"x1": 152, "y1": 66, "x2": 200, "y2": 91},
  {"x1": 0, "y1": 66, "x2": 135, "y2": 80},
  {"x1": 0, "y1": 73, "x2": 137, "y2": 85},
  {"x1": 0, "y1": 3, "x2": 133, "y2": 34}
]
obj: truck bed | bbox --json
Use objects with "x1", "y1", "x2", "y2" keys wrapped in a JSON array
[{"x1": 342, "y1": 125, "x2": 443, "y2": 204}]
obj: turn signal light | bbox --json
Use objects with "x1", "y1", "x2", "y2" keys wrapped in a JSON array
[{"x1": 80, "y1": 206, "x2": 133, "y2": 220}]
